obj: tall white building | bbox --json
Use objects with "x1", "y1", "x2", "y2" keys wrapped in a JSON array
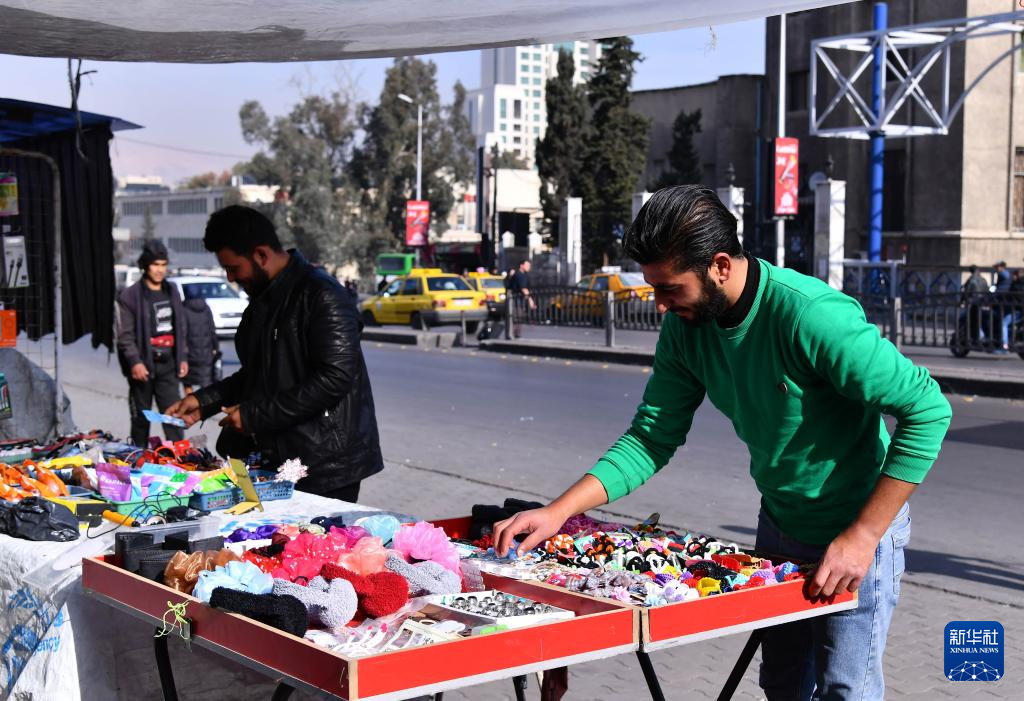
[{"x1": 466, "y1": 41, "x2": 601, "y2": 167}]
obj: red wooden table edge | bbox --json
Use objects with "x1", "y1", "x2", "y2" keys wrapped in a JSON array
[{"x1": 82, "y1": 556, "x2": 353, "y2": 697}]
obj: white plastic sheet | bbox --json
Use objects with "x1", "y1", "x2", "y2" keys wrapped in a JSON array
[{"x1": 0, "y1": 0, "x2": 853, "y2": 63}]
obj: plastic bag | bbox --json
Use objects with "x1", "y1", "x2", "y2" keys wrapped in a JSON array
[
  {"x1": 0, "y1": 497, "x2": 79, "y2": 542},
  {"x1": 164, "y1": 549, "x2": 240, "y2": 594},
  {"x1": 96, "y1": 462, "x2": 132, "y2": 501}
]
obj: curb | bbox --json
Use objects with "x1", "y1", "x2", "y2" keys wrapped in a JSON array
[{"x1": 362, "y1": 328, "x2": 462, "y2": 349}]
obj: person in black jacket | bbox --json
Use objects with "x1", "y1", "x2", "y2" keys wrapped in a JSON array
[
  {"x1": 181, "y1": 297, "x2": 219, "y2": 390},
  {"x1": 167, "y1": 206, "x2": 383, "y2": 501},
  {"x1": 115, "y1": 240, "x2": 188, "y2": 447}
]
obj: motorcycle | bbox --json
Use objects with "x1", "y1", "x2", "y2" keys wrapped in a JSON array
[{"x1": 948, "y1": 291, "x2": 1024, "y2": 360}]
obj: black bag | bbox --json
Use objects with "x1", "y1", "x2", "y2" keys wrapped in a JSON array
[
  {"x1": 0, "y1": 497, "x2": 80, "y2": 542},
  {"x1": 477, "y1": 321, "x2": 504, "y2": 341}
]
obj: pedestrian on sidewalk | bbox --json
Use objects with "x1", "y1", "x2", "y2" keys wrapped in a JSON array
[
  {"x1": 961, "y1": 265, "x2": 988, "y2": 344},
  {"x1": 508, "y1": 259, "x2": 536, "y2": 338},
  {"x1": 115, "y1": 240, "x2": 188, "y2": 447},
  {"x1": 181, "y1": 296, "x2": 220, "y2": 391},
  {"x1": 167, "y1": 206, "x2": 384, "y2": 503},
  {"x1": 494, "y1": 185, "x2": 952, "y2": 700}
]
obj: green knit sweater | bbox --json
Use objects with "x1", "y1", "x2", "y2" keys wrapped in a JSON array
[{"x1": 589, "y1": 259, "x2": 952, "y2": 544}]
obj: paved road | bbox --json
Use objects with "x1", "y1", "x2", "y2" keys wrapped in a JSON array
[{"x1": 58, "y1": 338, "x2": 1022, "y2": 699}]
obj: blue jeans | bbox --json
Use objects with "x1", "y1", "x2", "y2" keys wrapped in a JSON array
[{"x1": 756, "y1": 503, "x2": 911, "y2": 700}]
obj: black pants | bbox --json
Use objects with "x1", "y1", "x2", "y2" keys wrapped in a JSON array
[
  {"x1": 128, "y1": 356, "x2": 184, "y2": 447},
  {"x1": 314, "y1": 482, "x2": 361, "y2": 504}
]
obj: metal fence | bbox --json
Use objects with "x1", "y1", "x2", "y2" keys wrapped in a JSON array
[{"x1": 498, "y1": 264, "x2": 1024, "y2": 358}]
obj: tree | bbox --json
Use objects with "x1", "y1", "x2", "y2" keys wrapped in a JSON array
[
  {"x1": 536, "y1": 49, "x2": 589, "y2": 241},
  {"x1": 443, "y1": 80, "x2": 476, "y2": 186},
  {"x1": 491, "y1": 149, "x2": 530, "y2": 169},
  {"x1": 583, "y1": 38, "x2": 650, "y2": 270},
  {"x1": 652, "y1": 108, "x2": 702, "y2": 190},
  {"x1": 236, "y1": 92, "x2": 358, "y2": 264},
  {"x1": 349, "y1": 57, "x2": 459, "y2": 243},
  {"x1": 141, "y1": 206, "x2": 156, "y2": 242},
  {"x1": 181, "y1": 170, "x2": 232, "y2": 190}
]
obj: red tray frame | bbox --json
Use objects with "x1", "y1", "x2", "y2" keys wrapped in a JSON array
[
  {"x1": 82, "y1": 555, "x2": 637, "y2": 701},
  {"x1": 430, "y1": 516, "x2": 857, "y2": 652}
]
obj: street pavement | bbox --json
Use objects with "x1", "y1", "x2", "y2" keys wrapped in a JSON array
[{"x1": 57, "y1": 338, "x2": 1023, "y2": 700}]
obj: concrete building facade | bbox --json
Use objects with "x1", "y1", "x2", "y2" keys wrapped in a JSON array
[
  {"x1": 632, "y1": 74, "x2": 766, "y2": 243},
  {"x1": 767, "y1": 0, "x2": 1024, "y2": 267},
  {"x1": 115, "y1": 183, "x2": 277, "y2": 268},
  {"x1": 466, "y1": 41, "x2": 601, "y2": 166}
]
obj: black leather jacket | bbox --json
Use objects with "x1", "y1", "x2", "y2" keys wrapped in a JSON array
[{"x1": 194, "y1": 251, "x2": 384, "y2": 493}]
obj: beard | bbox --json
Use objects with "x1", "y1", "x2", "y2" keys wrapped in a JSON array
[
  {"x1": 672, "y1": 273, "x2": 730, "y2": 327},
  {"x1": 242, "y1": 262, "x2": 272, "y2": 297}
]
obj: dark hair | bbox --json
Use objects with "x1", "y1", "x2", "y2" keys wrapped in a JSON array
[
  {"x1": 204, "y1": 205, "x2": 282, "y2": 256},
  {"x1": 969, "y1": 265, "x2": 978, "y2": 274},
  {"x1": 622, "y1": 185, "x2": 742, "y2": 275}
]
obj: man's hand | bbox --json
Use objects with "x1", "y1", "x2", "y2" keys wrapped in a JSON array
[
  {"x1": 130, "y1": 363, "x2": 150, "y2": 382},
  {"x1": 807, "y1": 524, "x2": 878, "y2": 600},
  {"x1": 219, "y1": 404, "x2": 244, "y2": 432},
  {"x1": 179, "y1": 361, "x2": 189, "y2": 379},
  {"x1": 493, "y1": 505, "x2": 568, "y2": 558},
  {"x1": 166, "y1": 394, "x2": 201, "y2": 427}
]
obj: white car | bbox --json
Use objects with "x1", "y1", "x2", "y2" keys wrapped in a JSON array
[{"x1": 169, "y1": 276, "x2": 248, "y2": 338}]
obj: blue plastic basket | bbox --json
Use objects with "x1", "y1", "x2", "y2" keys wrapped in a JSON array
[
  {"x1": 189, "y1": 488, "x2": 240, "y2": 511},
  {"x1": 248, "y1": 470, "x2": 295, "y2": 502}
]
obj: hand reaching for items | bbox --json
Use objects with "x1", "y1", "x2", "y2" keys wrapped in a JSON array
[
  {"x1": 166, "y1": 394, "x2": 201, "y2": 427},
  {"x1": 807, "y1": 524, "x2": 878, "y2": 600},
  {"x1": 492, "y1": 505, "x2": 567, "y2": 558},
  {"x1": 219, "y1": 404, "x2": 245, "y2": 432}
]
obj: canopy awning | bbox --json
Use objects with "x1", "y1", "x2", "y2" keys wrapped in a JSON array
[
  {"x1": 1, "y1": 0, "x2": 853, "y2": 63},
  {"x1": 0, "y1": 98, "x2": 141, "y2": 143}
]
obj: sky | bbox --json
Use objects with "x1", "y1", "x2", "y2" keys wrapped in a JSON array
[{"x1": 0, "y1": 20, "x2": 764, "y2": 185}]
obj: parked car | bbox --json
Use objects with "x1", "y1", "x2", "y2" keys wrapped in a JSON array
[
  {"x1": 360, "y1": 268, "x2": 488, "y2": 332},
  {"x1": 551, "y1": 269, "x2": 655, "y2": 322},
  {"x1": 465, "y1": 272, "x2": 507, "y2": 315},
  {"x1": 169, "y1": 276, "x2": 248, "y2": 337}
]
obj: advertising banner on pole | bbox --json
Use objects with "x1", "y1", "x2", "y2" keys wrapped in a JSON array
[
  {"x1": 405, "y1": 200, "x2": 430, "y2": 247},
  {"x1": 773, "y1": 137, "x2": 799, "y2": 216}
]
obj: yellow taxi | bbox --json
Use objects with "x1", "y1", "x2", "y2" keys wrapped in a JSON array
[
  {"x1": 465, "y1": 272, "x2": 507, "y2": 313},
  {"x1": 360, "y1": 269, "x2": 488, "y2": 330},
  {"x1": 553, "y1": 268, "x2": 655, "y2": 319}
]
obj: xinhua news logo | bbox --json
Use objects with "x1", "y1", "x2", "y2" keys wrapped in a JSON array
[{"x1": 945, "y1": 621, "x2": 1003, "y2": 682}]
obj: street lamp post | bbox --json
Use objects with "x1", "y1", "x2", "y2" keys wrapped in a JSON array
[{"x1": 397, "y1": 93, "x2": 422, "y2": 200}]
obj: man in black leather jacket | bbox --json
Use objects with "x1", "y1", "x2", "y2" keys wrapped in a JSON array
[{"x1": 168, "y1": 206, "x2": 383, "y2": 501}]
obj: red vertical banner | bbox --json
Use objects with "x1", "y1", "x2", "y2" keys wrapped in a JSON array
[
  {"x1": 773, "y1": 137, "x2": 799, "y2": 216},
  {"x1": 405, "y1": 200, "x2": 430, "y2": 247},
  {"x1": 0, "y1": 310, "x2": 16, "y2": 347}
]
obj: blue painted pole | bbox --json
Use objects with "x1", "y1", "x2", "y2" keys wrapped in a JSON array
[{"x1": 868, "y1": 2, "x2": 887, "y2": 262}]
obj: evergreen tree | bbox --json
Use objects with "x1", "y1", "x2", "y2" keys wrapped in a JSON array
[
  {"x1": 653, "y1": 108, "x2": 703, "y2": 190},
  {"x1": 444, "y1": 80, "x2": 476, "y2": 186},
  {"x1": 536, "y1": 49, "x2": 589, "y2": 241},
  {"x1": 583, "y1": 37, "x2": 650, "y2": 270},
  {"x1": 349, "y1": 57, "x2": 454, "y2": 242}
]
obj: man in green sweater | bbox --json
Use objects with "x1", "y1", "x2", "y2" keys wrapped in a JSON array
[{"x1": 494, "y1": 186, "x2": 951, "y2": 699}]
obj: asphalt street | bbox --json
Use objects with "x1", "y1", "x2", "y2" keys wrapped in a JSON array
[{"x1": 55, "y1": 337, "x2": 1023, "y2": 699}]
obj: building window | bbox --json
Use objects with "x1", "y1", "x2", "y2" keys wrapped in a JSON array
[
  {"x1": 533, "y1": 127, "x2": 540, "y2": 135},
  {"x1": 1013, "y1": 148, "x2": 1024, "y2": 229},
  {"x1": 533, "y1": 90, "x2": 542, "y2": 97},
  {"x1": 579, "y1": 46, "x2": 589, "y2": 54},
  {"x1": 502, "y1": 136, "x2": 508, "y2": 143},
  {"x1": 533, "y1": 113, "x2": 540, "y2": 122},
  {"x1": 533, "y1": 101, "x2": 540, "y2": 110},
  {"x1": 513, "y1": 123, "x2": 521, "y2": 132},
  {"x1": 167, "y1": 237, "x2": 208, "y2": 253},
  {"x1": 788, "y1": 70, "x2": 809, "y2": 111},
  {"x1": 213, "y1": 197, "x2": 224, "y2": 210},
  {"x1": 580, "y1": 59, "x2": 589, "y2": 67},
  {"x1": 513, "y1": 136, "x2": 521, "y2": 144},
  {"x1": 521, "y1": 51, "x2": 529, "y2": 59},
  {"x1": 520, "y1": 77, "x2": 529, "y2": 85},
  {"x1": 168, "y1": 198, "x2": 208, "y2": 215},
  {"x1": 533, "y1": 52, "x2": 542, "y2": 61},
  {"x1": 580, "y1": 71, "x2": 589, "y2": 80},
  {"x1": 121, "y1": 200, "x2": 163, "y2": 217},
  {"x1": 533, "y1": 65, "x2": 541, "y2": 73},
  {"x1": 513, "y1": 100, "x2": 522, "y2": 119},
  {"x1": 521, "y1": 64, "x2": 529, "y2": 74},
  {"x1": 500, "y1": 122, "x2": 507, "y2": 131},
  {"x1": 533, "y1": 78, "x2": 541, "y2": 85},
  {"x1": 499, "y1": 98, "x2": 507, "y2": 118}
]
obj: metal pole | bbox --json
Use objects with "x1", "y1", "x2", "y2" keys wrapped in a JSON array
[
  {"x1": 775, "y1": 13, "x2": 787, "y2": 268},
  {"x1": 869, "y1": 2, "x2": 888, "y2": 262},
  {"x1": 416, "y1": 103, "x2": 423, "y2": 201},
  {"x1": 605, "y1": 291, "x2": 615, "y2": 348}
]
